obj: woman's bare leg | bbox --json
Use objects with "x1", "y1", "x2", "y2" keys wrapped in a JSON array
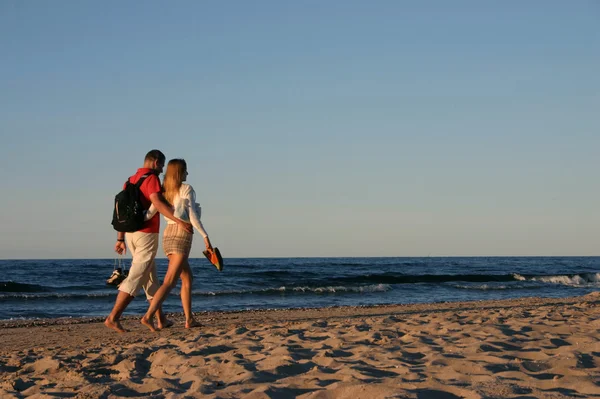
[
  {"x1": 180, "y1": 260, "x2": 199, "y2": 328},
  {"x1": 141, "y1": 253, "x2": 186, "y2": 331}
]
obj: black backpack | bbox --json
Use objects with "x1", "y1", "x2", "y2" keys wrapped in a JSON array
[{"x1": 111, "y1": 173, "x2": 154, "y2": 232}]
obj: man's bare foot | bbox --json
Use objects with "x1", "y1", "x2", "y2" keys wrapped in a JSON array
[
  {"x1": 141, "y1": 316, "x2": 157, "y2": 332},
  {"x1": 105, "y1": 318, "x2": 127, "y2": 333},
  {"x1": 157, "y1": 318, "x2": 174, "y2": 330},
  {"x1": 185, "y1": 319, "x2": 201, "y2": 329}
]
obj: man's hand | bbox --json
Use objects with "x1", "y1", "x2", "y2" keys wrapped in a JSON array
[
  {"x1": 177, "y1": 219, "x2": 193, "y2": 234},
  {"x1": 115, "y1": 241, "x2": 126, "y2": 255},
  {"x1": 204, "y1": 236, "x2": 212, "y2": 250},
  {"x1": 149, "y1": 192, "x2": 194, "y2": 234}
]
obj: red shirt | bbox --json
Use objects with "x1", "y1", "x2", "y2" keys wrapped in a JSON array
[{"x1": 125, "y1": 168, "x2": 162, "y2": 233}]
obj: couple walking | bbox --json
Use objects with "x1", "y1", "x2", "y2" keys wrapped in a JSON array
[{"x1": 105, "y1": 149, "x2": 212, "y2": 333}]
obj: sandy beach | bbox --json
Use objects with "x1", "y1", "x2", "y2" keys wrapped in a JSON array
[{"x1": 1, "y1": 294, "x2": 599, "y2": 398}]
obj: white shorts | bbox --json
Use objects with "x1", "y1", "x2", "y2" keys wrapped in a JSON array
[{"x1": 118, "y1": 232, "x2": 160, "y2": 300}]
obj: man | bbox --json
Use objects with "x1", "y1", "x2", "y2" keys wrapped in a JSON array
[{"x1": 105, "y1": 149, "x2": 193, "y2": 333}]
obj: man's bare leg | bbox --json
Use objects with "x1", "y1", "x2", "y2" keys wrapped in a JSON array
[{"x1": 105, "y1": 291, "x2": 134, "y2": 333}]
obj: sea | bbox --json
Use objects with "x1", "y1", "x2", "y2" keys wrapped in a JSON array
[{"x1": 0, "y1": 257, "x2": 598, "y2": 321}]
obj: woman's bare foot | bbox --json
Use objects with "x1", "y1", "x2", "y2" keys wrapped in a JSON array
[
  {"x1": 157, "y1": 318, "x2": 174, "y2": 330},
  {"x1": 105, "y1": 318, "x2": 127, "y2": 333},
  {"x1": 141, "y1": 316, "x2": 157, "y2": 332},
  {"x1": 185, "y1": 319, "x2": 201, "y2": 329}
]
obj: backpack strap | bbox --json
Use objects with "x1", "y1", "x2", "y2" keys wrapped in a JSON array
[
  {"x1": 125, "y1": 172, "x2": 156, "y2": 188},
  {"x1": 134, "y1": 173, "x2": 154, "y2": 188}
]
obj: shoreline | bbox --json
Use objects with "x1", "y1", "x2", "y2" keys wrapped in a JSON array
[
  {"x1": 1, "y1": 293, "x2": 599, "y2": 398},
  {"x1": 0, "y1": 293, "x2": 596, "y2": 330}
]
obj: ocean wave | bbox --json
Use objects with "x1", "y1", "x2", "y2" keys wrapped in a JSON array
[
  {"x1": 329, "y1": 274, "x2": 519, "y2": 285},
  {"x1": 0, "y1": 281, "x2": 50, "y2": 293},
  {"x1": 3, "y1": 272, "x2": 598, "y2": 301},
  {"x1": 0, "y1": 292, "x2": 113, "y2": 300},
  {"x1": 326, "y1": 272, "x2": 600, "y2": 286},
  {"x1": 0, "y1": 284, "x2": 392, "y2": 300},
  {"x1": 450, "y1": 283, "x2": 545, "y2": 291},
  {"x1": 195, "y1": 284, "x2": 392, "y2": 296},
  {"x1": 452, "y1": 284, "x2": 509, "y2": 291},
  {"x1": 513, "y1": 273, "x2": 600, "y2": 286},
  {"x1": 0, "y1": 281, "x2": 117, "y2": 293}
]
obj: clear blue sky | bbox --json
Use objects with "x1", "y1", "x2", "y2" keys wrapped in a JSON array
[{"x1": 1, "y1": 1, "x2": 598, "y2": 259}]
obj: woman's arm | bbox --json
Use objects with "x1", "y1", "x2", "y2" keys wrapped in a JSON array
[{"x1": 186, "y1": 185, "x2": 212, "y2": 249}]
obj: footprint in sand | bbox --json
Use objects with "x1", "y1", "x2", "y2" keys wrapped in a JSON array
[{"x1": 575, "y1": 353, "x2": 597, "y2": 369}]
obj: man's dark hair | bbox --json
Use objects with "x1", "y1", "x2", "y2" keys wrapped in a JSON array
[{"x1": 145, "y1": 149, "x2": 165, "y2": 163}]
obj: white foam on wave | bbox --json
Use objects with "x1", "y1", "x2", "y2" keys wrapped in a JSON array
[
  {"x1": 513, "y1": 273, "x2": 600, "y2": 286},
  {"x1": 453, "y1": 284, "x2": 510, "y2": 291},
  {"x1": 198, "y1": 284, "x2": 392, "y2": 296},
  {"x1": 285, "y1": 284, "x2": 392, "y2": 294},
  {"x1": 0, "y1": 292, "x2": 113, "y2": 299}
]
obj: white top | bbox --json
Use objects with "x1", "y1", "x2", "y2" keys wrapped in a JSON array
[{"x1": 145, "y1": 183, "x2": 209, "y2": 238}]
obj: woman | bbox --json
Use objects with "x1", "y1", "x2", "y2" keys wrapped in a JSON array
[{"x1": 141, "y1": 159, "x2": 212, "y2": 331}]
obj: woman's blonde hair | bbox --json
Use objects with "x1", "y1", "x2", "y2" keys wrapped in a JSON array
[{"x1": 162, "y1": 159, "x2": 187, "y2": 205}]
